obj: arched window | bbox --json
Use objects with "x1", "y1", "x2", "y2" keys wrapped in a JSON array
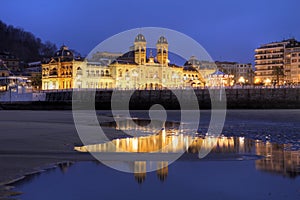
[
  {"x1": 105, "y1": 70, "x2": 109, "y2": 76},
  {"x1": 77, "y1": 67, "x2": 82, "y2": 75},
  {"x1": 50, "y1": 68, "x2": 57, "y2": 76},
  {"x1": 125, "y1": 69, "x2": 129, "y2": 78}
]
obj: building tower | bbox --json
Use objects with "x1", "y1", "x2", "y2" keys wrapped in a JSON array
[
  {"x1": 156, "y1": 36, "x2": 168, "y2": 66},
  {"x1": 134, "y1": 34, "x2": 146, "y2": 65}
]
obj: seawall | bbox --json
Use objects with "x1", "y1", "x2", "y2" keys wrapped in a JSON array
[{"x1": 1, "y1": 88, "x2": 300, "y2": 110}]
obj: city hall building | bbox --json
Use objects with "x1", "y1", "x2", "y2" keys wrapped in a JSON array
[{"x1": 42, "y1": 34, "x2": 208, "y2": 90}]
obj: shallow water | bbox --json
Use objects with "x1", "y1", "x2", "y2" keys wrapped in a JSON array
[
  {"x1": 13, "y1": 110, "x2": 300, "y2": 199},
  {"x1": 15, "y1": 136, "x2": 300, "y2": 200},
  {"x1": 15, "y1": 158, "x2": 300, "y2": 200}
]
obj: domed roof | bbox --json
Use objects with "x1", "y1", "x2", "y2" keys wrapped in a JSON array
[
  {"x1": 54, "y1": 45, "x2": 74, "y2": 61},
  {"x1": 157, "y1": 36, "x2": 168, "y2": 44},
  {"x1": 135, "y1": 34, "x2": 146, "y2": 42},
  {"x1": 110, "y1": 51, "x2": 137, "y2": 65}
]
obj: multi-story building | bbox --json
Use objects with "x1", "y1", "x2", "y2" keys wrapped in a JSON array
[
  {"x1": 42, "y1": 45, "x2": 83, "y2": 90},
  {"x1": 254, "y1": 38, "x2": 299, "y2": 85},
  {"x1": 236, "y1": 63, "x2": 254, "y2": 85},
  {"x1": 215, "y1": 61, "x2": 236, "y2": 76},
  {"x1": 0, "y1": 52, "x2": 20, "y2": 73},
  {"x1": 184, "y1": 56, "x2": 216, "y2": 85},
  {"x1": 285, "y1": 41, "x2": 300, "y2": 84},
  {"x1": 42, "y1": 35, "x2": 206, "y2": 90},
  {"x1": 215, "y1": 61, "x2": 254, "y2": 85}
]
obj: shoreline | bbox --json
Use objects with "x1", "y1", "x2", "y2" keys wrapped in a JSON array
[
  {"x1": 0, "y1": 110, "x2": 299, "y2": 199},
  {"x1": 0, "y1": 151, "x2": 265, "y2": 199},
  {"x1": 0, "y1": 152, "x2": 98, "y2": 199},
  {"x1": 1, "y1": 87, "x2": 300, "y2": 110}
]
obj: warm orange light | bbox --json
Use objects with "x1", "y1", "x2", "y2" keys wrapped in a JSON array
[
  {"x1": 254, "y1": 78, "x2": 261, "y2": 84},
  {"x1": 238, "y1": 76, "x2": 245, "y2": 84}
]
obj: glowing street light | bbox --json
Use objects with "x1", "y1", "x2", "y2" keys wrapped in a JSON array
[
  {"x1": 265, "y1": 78, "x2": 271, "y2": 86},
  {"x1": 238, "y1": 76, "x2": 245, "y2": 85}
]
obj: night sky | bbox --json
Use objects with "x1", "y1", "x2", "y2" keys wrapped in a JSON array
[{"x1": 1, "y1": 0, "x2": 300, "y2": 64}]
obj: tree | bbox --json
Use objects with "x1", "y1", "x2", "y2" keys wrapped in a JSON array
[
  {"x1": 0, "y1": 20, "x2": 58, "y2": 63},
  {"x1": 274, "y1": 66, "x2": 284, "y2": 85},
  {"x1": 40, "y1": 41, "x2": 57, "y2": 58},
  {"x1": 30, "y1": 73, "x2": 42, "y2": 90}
]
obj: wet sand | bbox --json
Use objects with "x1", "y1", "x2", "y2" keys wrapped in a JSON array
[
  {"x1": 0, "y1": 111, "x2": 117, "y2": 198},
  {"x1": 0, "y1": 110, "x2": 300, "y2": 198}
]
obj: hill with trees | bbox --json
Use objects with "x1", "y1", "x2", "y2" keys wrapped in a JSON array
[{"x1": 0, "y1": 20, "x2": 57, "y2": 63}]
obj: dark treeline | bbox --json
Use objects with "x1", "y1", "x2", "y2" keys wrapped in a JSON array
[{"x1": 0, "y1": 20, "x2": 57, "y2": 62}]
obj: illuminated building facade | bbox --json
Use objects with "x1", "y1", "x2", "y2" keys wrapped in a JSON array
[
  {"x1": 42, "y1": 35, "x2": 205, "y2": 90},
  {"x1": 235, "y1": 63, "x2": 254, "y2": 85},
  {"x1": 184, "y1": 56, "x2": 216, "y2": 86},
  {"x1": 215, "y1": 61, "x2": 254, "y2": 85},
  {"x1": 76, "y1": 34, "x2": 204, "y2": 89},
  {"x1": 42, "y1": 45, "x2": 83, "y2": 90},
  {"x1": 254, "y1": 38, "x2": 300, "y2": 85},
  {"x1": 284, "y1": 41, "x2": 300, "y2": 84},
  {"x1": 207, "y1": 70, "x2": 234, "y2": 87}
]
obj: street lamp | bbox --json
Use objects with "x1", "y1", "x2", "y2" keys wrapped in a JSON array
[
  {"x1": 238, "y1": 76, "x2": 245, "y2": 86},
  {"x1": 265, "y1": 78, "x2": 271, "y2": 86}
]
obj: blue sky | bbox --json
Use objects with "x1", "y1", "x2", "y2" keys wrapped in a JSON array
[{"x1": 1, "y1": 0, "x2": 300, "y2": 64}]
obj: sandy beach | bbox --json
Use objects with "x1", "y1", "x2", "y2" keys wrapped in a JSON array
[
  {"x1": 0, "y1": 111, "x2": 119, "y2": 198},
  {"x1": 0, "y1": 110, "x2": 299, "y2": 199}
]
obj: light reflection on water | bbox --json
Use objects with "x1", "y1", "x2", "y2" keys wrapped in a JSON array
[
  {"x1": 15, "y1": 136, "x2": 300, "y2": 200},
  {"x1": 12, "y1": 114, "x2": 300, "y2": 200},
  {"x1": 74, "y1": 119, "x2": 300, "y2": 180}
]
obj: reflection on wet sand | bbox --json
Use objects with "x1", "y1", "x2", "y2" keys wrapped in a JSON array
[
  {"x1": 75, "y1": 123, "x2": 254, "y2": 154},
  {"x1": 255, "y1": 142, "x2": 300, "y2": 178},
  {"x1": 133, "y1": 161, "x2": 169, "y2": 184},
  {"x1": 75, "y1": 120, "x2": 300, "y2": 183}
]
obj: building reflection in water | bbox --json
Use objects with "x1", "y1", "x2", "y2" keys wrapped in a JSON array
[
  {"x1": 75, "y1": 119, "x2": 300, "y2": 183},
  {"x1": 255, "y1": 142, "x2": 300, "y2": 178}
]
